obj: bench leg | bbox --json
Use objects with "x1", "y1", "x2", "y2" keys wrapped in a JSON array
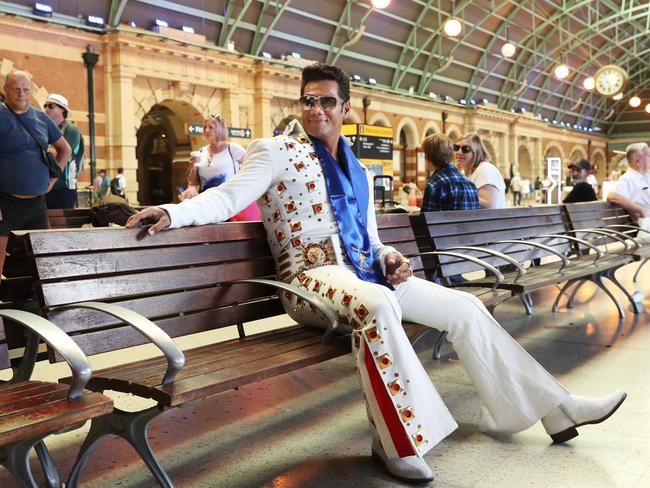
[
  {"x1": 633, "y1": 257, "x2": 649, "y2": 283},
  {"x1": 0, "y1": 438, "x2": 40, "y2": 488},
  {"x1": 34, "y1": 441, "x2": 60, "y2": 488},
  {"x1": 518, "y1": 293, "x2": 533, "y2": 315},
  {"x1": 432, "y1": 331, "x2": 447, "y2": 360},
  {"x1": 603, "y1": 269, "x2": 643, "y2": 315},
  {"x1": 552, "y1": 279, "x2": 578, "y2": 313},
  {"x1": 67, "y1": 405, "x2": 173, "y2": 488},
  {"x1": 592, "y1": 274, "x2": 625, "y2": 321},
  {"x1": 566, "y1": 279, "x2": 588, "y2": 309}
]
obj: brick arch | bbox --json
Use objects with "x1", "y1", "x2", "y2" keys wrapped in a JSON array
[
  {"x1": 368, "y1": 111, "x2": 391, "y2": 127},
  {"x1": 422, "y1": 121, "x2": 441, "y2": 140},
  {"x1": 543, "y1": 142, "x2": 564, "y2": 161}
]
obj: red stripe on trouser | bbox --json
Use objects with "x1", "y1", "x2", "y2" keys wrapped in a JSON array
[{"x1": 364, "y1": 339, "x2": 415, "y2": 457}]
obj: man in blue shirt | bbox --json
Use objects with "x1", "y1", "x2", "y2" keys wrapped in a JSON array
[
  {"x1": 421, "y1": 134, "x2": 480, "y2": 211},
  {"x1": 0, "y1": 70, "x2": 71, "y2": 271}
]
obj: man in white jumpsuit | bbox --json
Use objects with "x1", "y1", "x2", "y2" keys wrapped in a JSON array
[{"x1": 127, "y1": 64, "x2": 626, "y2": 483}]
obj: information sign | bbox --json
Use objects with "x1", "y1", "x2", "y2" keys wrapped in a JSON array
[{"x1": 228, "y1": 127, "x2": 252, "y2": 139}]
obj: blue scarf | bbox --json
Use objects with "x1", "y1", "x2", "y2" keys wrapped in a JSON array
[{"x1": 311, "y1": 136, "x2": 390, "y2": 287}]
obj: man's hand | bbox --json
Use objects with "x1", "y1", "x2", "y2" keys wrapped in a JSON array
[
  {"x1": 384, "y1": 252, "x2": 412, "y2": 285},
  {"x1": 180, "y1": 185, "x2": 199, "y2": 201},
  {"x1": 125, "y1": 207, "x2": 170, "y2": 235}
]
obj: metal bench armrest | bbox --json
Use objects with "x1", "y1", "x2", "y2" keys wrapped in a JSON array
[
  {"x1": 418, "y1": 251, "x2": 505, "y2": 289},
  {"x1": 440, "y1": 245, "x2": 526, "y2": 282},
  {"x1": 566, "y1": 228, "x2": 630, "y2": 252},
  {"x1": 591, "y1": 227, "x2": 641, "y2": 250},
  {"x1": 51, "y1": 302, "x2": 185, "y2": 385},
  {"x1": 0, "y1": 310, "x2": 91, "y2": 400},
  {"x1": 495, "y1": 239, "x2": 571, "y2": 272},
  {"x1": 539, "y1": 234, "x2": 604, "y2": 263},
  {"x1": 235, "y1": 278, "x2": 339, "y2": 334},
  {"x1": 606, "y1": 224, "x2": 650, "y2": 236}
]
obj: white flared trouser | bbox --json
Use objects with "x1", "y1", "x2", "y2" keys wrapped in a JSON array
[{"x1": 283, "y1": 265, "x2": 570, "y2": 459}]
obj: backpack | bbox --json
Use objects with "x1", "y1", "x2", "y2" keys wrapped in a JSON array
[
  {"x1": 90, "y1": 203, "x2": 137, "y2": 227},
  {"x1": 110, "y1": 177, "x2": 124, "y2": 196},
  {"x1": 61, "y1": 121, "x2": 85, "y2": 174}
]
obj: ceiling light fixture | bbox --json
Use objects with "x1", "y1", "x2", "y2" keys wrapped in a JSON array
[
  {"x1": 500, "y1": 22, "x2": 515, "y2": 58},
  {"x1": 583, "y1": 77, "x2": 595, "y2": 90},
  {"x1": 613, "y1": 92, "x2": 623, "y2": 101},
  {"x1": 554, "y1": 63, "x2": 569, "y2": 80},
  {"x1": 371, "y1": 0, "x2": 391, "y2": 8},
  {"x1": 629, "y1": 96, "x2": 641, "y2": 107},
  {"x1": 443, "y1": 1, "x2": 463, "y2": 38},
  {"x1": 645, "y1": 103, "x2": 650, "y2": 114}
]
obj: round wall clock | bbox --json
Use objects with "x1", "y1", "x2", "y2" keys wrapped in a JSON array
[{"x1": 594, "y1": 64, "x2": 628, "y2": 97}]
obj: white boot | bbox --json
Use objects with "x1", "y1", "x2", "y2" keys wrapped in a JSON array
[
  {"x1": 371, "y1": 436, "x2": 434, "y2": 483},
  {"x1": 541, "y1": 391, "x2": 627, "y2": 443}
]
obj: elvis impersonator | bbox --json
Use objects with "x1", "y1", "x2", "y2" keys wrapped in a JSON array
[{"x1": 127, "y1": 64, "x2": 626, "y2": 483}]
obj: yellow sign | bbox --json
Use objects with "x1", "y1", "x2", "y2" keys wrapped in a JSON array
[
  {"x1": 360, "y1": 158, "x2": 394, "y2": 177},
  {"x1": 341, "y1": 124, "x2": 394, "y2": 138}
]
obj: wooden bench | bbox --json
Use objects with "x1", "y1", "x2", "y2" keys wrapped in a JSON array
[
  {"x1": 47, "y1": 208, "x2": 93, "y2": 229},
  {"x1": 563, "y1": 201, "x2": 649, "y2": 312},
  {"x1": 0, "y1": 311, "x2": 113, "y2": 488},
  {"x1": 11, "y1": 213, "x2": 463, "y2": 487},
  {"x1": 410, "y1": 205, "x2": 636, "y2": 319}
]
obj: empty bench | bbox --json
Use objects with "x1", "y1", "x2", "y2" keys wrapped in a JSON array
[
  {"x1": 0, "y1": 312, "x2": 112, "y2": 488},
  {"x1": 410, "y1": 205, "x2": 636, "y2": 318}
]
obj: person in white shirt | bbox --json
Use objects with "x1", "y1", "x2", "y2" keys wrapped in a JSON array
[
  {"x1": 510, "y1": 173, "x2": 522, "y2": 206},
  {"x1": 455, "y1": 133, "x2": 506, "y2": 209},
  {"x1": 607, "y1": 142, "x2": 650, "y2": 219}
]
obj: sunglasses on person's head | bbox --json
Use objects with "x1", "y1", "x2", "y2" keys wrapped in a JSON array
[
  {"x1": 453, "y1": 144, "x2": 473, "y2": 153},
  {"x1": 299, "y1": 95, "x2": 341, "y2": 111},
  {"x1": 209, "y1": 114, "x2": 224, "y2": 121},
  {"x1": 44, "y1": 103, "x2": 60, "y2": 109}
]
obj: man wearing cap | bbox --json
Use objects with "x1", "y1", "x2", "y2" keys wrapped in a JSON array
[
  {"x1": 563, "y1": 159, "x2": 598, "y2": 203},
  {"x1": 0, "y1": 70, "x2": 70, "y2": 272},
  {"x1": 44, "y1": 93, "x2": 83, "y2": 209}
]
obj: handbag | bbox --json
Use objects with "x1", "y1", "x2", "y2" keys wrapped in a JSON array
[
  {"x1": 4, "y1": 103, "x2": 62, "y2": 178},
  {"x1": 90, "y1": 203, "x2": 138, "y2": 227}
]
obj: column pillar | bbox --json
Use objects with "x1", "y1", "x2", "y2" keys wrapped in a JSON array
[{"x1": 107, "y1": 61, "x2": 138, "y2": 202}]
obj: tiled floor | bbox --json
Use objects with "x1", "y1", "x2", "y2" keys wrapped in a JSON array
[{"x1": 3, "y1": 261, "x2": 649, "y2": 487}]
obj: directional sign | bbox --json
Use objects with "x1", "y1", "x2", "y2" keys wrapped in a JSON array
[
  {"x1": 187, "y1": 123, "x2": 203, "y2": 135},
  {"x1": 228, "y1": 127, "x2": 252, "y2": 139}
]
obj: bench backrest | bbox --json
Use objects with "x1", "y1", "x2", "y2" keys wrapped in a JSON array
[
  {"x1": 47, "y1": 208, "x2": 93, "y2": 229},
  {"x1": 564, "y1": 201, "x2": 632, "y2": 250},
  {"x1": 20, "y1": 214, "x2": 421, "y2": 362},
  {"x1": 410, "y1": 205, "x2": 572, "y2": 279}
]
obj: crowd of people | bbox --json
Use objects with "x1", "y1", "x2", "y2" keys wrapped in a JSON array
[{"x1": 2, "y1": 62, "x2": 649, "y2": 483}]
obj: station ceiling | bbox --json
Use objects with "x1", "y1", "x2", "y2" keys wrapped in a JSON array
[{"x1": 2, "y1": 0, "x2": 650, "y2": 137}]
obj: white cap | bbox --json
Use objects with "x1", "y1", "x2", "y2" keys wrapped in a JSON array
[{"x1": 44, "y1": 93, "x2": 70, "y2": 114}]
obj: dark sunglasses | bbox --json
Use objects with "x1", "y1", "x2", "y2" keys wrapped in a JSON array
[
  {"x1": 299, "y1": 95, "x2": 341, "y2": 111},
  {"x1": 209, "y1": 114, "x2": 224, "y2": 121},
  {"x1": 453, "y1": 144, "x2": 473, "y2": 154},
  {"x1": 44, "y1": 103, "x2": 60, "y2": 109}
]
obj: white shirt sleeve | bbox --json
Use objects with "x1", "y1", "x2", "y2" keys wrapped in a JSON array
[
  {"x1": 161, "y1": 139, "x2": 274, "y2": 228},
  {"x1": 472, "y1": 162, "x2": 504, "y2": 191},
  {"x1": 229, "y1": 142, "x2": 247, "y2": 165},
  {"x1": 611, "y1": 174, "x2": 633, "y2": 199}
]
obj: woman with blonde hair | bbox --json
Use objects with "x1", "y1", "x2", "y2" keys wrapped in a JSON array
[
  {"x1": 454, "y1": 133, "x2": 506, "y2": 209},
  {"x1": 181, "y1": 114, "x2": 260, "y2": 220}
]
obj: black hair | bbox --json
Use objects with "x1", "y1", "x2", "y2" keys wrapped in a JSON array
[{"x1": 300, "y1": 63, "x2": 350, "y2": 102}]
